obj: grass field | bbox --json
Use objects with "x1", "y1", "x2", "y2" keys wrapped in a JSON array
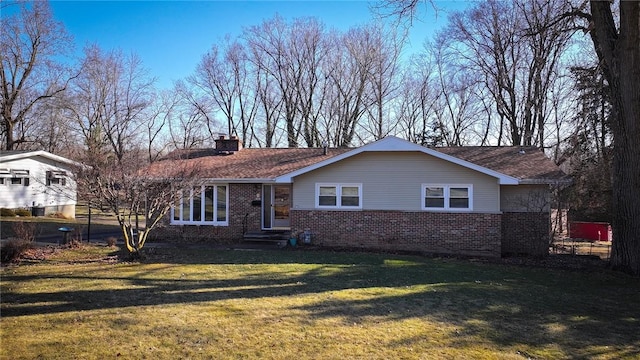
[{"x1": 1, "y1": 246, "x2": 639, "y2": 359}]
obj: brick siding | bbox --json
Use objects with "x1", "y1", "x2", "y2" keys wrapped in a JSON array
[
  {"x1": 291, "y1": 210, "x2": 502, "y2": 257},
  {"x1": 501, "y1": 212, "x2": 550, "y2": 256}
]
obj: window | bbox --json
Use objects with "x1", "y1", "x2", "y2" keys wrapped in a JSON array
[
  {"x1": 449, "y1": 187, "x2": 470, "y2": 208},
  {"x1": 171, "y1": 184, "x2": 228, "y2": 225},
  {"x1": 316, "y1": 184, "x2": 362, "y2": 209},
  {"x1": 425, "y1": 187, "x2": 445, "y2": 208},
  {"x1": 0, "y1": 168, "x2": 8, "y2": 185},
  {"x1": 46, "y1": 171, "x2": 67, "y2": 186},
  {"x1": 9, "y1": 177, "x2": 29, "y2": 186},
  {"x1": 422, "y1": 184, "x2": 472, "y2": 211},
  {"x1": 318, "y1": 186, "x2": 337, "y2": 206},
  {"x1": 7, "y1": 169, "x2": 29, "y2": 186}
]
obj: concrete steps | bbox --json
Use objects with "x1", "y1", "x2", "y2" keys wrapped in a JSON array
[{"x1": 243, "y1": 230, "x2": 291, "y2": 243}]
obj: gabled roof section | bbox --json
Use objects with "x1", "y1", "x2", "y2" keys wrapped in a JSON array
[
  {"x1": 276, "y1": 136, "x2": 520, "y2": 184},
  {"x1": 0, "y1": 150, "x2": 83, "y2": 168}
]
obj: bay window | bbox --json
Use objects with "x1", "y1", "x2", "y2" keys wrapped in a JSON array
[{"x1": 172, "y1": 184, "x2": 228, "y2": 225}]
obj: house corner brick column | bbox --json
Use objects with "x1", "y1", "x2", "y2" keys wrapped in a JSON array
[
  {"x1": 291, "y1": 210, "x2": 502, "y2": 257},
  {"x1": 501, "y1": 212, "x2": 550, "y2": 256}
]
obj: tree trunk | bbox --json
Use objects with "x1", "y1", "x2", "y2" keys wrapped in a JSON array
[{"x1": 590, "y1": 1, "x2": 640, "y2": 275}]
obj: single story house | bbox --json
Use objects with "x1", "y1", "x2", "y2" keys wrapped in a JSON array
[
  {"x1": 150, "y1": 136, "x2": 569, "y2": 257},
  {"x1": 0, "y1": 150, "x2": 80, "y2": 218}
]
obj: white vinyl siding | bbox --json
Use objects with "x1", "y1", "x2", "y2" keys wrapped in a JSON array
[
  {"x1": 0, "y1": 157, "x2": 77, "y2": 209},
  {"x1": 292, "y1": 152, "x2": 500, "y2": 212}
]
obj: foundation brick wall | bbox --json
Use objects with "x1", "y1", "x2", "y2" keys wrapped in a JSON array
[
  {"x1": 157, "y1": 183, "x2": 261, "y2": 244},
  {"x1": 291, "y1": 210, "x2": 502, "y2": 257},
  {"x1": 501, "y1": 212, "x2": 550, "y2": 256}
]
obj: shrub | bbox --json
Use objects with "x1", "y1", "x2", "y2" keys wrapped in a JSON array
[
  {"x1": 48, "y1": 212, "x2": 68, "y2": 219},
  {"x1": 14, "y1": 208, "x2": 32, "y2": 217},
  {"x1": 0, "y1": 239, "x2": 32, "y2": 263},
  {"x1": 106, "y1": 237, "x2": 118, "y2": 247},
  {"x1": 12, "y1": 222, "x2": 37, "y2": 243},
  {"x1": 1, "y1": 208, "x2": 16, "y2": 217},
  {"x1": 67, "y1": 239, "x2": 83, "y2": 249}
]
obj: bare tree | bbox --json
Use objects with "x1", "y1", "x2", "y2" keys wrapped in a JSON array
[
  {"x1": 395, "y1": 54, "x2": 439, "y2": 145},
  {"x1": 1, "y1": 1, "x2": 74, "y2": 150},
  {"x1": 34, "y1": 101, "x2": 76, "y2": 155},
  {"x1": 65, "y1": 45, "x2": 155, "y2": 163},
  {"x1": 428, "y1": 38, "x2": 485, "y2": 146},
  {"x1": 435, "y1": 0, "x2": 573, "y2": 147},
  {"x1": 144, "y1": 89, "x2": 177, "y2": 162},
  {"x1": 244, "y1": 15, "x2": 302, "y2": 147},
  {"x1": 362, "y1": 23, "x2": 403, "y2": 141},
  {"x1": 322, "y1": 26, "x2": 377, "y2": 147},
  {"x1": 191, "y1": 43, "x2": 235, "y2": 136},
  {"x1": 76, "y1": 149, "x2": 204, "y2": 258},
  {"x1": 291, "y1": 18, "x2": 327, "y2": 147},
  {"x1": 169, "y1": 80, "x2": 213, "y2": 150},
  {"x1": 230, "y1": 43, "x2": 260, "y2": 148},
  {"x1": 189, "y1": 39, "x2": 259, "y2": 145},
  {"x1": 253, "y1": 66, "x2": 283, "y2": 147}
]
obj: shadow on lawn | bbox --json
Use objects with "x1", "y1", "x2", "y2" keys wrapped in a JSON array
[{"x1": 2, "y1": 249, "x2": 639, "y2": 358}]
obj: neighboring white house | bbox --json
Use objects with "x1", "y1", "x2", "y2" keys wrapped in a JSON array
[{"x1": 0, "y1": 151, "x2": 81, "y2": 218}]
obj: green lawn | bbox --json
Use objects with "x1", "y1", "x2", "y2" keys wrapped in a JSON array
[{"x1": 1, "y1": 246, "x2": 639, "y2": 359}]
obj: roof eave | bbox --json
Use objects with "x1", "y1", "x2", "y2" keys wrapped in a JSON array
[
  {"x1": 499, "y1": 178, "x2": 520, "y2": 185},
  {"x1": 205, "y1": 178, "x2": 276, "y2": 184},
  {"x1": 0, "y1": 150, "x2": 84, "y2": 168},
  {"x1": 518, "y1": 178, "x2": 573, "y2": 186}
]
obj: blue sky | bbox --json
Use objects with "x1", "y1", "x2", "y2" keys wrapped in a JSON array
[{"x1": 43, "y1": 1, "x2": 471, "y2": 89}]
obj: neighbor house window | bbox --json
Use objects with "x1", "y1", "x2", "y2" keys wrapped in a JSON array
[
  {"x1": 422, "y1": 184, "x2": 472, "y2": 211},
  {"x1": 9, "y1": 177, "x2": 29, "y2": 186},
  {"x1": 316, "y1": 184, "x2": 362, "y2": 209},
  {"x1": 0, "y1": 168, "x2": 8, "y2": 185},
  {"x1": 8, "y1": 170, "x2": 29, "y2": 186},
  {"x1": 172, "y1": 184, "x2": 228, "y2": 225},
  {"x1": 46, "y1": 171, "x2": 67, "y2": 186}
]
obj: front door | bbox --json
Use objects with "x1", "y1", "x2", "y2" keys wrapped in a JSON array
[{"x1": 263, "y1": 185, "x2": 291, "y2": 229}]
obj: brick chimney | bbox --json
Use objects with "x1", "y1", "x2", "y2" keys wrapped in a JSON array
[{"x1": 215, "y1": 135, "x2": 242, "y2": 154}]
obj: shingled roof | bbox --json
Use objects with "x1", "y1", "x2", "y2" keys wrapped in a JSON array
[
  {"x1": 149, "y1": 137, "x2": 567, "y2": 184},
  {"x1": 149, "y1": 147, "x2": 352, "y2": 180},
  {"x1": 435, "y1": 146, "x2": 568, "y2": 184}
]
